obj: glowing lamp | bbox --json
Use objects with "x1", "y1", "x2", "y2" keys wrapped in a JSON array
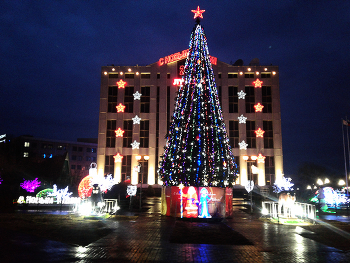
[
  {"x1": 339, "y1": 179, "x2": 346, "y2": 186},
  {"x1": 135, "y1": 155, "x2": 142, "y2": 160},
  {"x1": 144, "y1": 155, "x2": 149, "y2": 160},
  {"x1": 120, "y1": 72, "x2": 123, "y2": 75},
  {"x1": 242, "y1": 156, "x2": 249, "y2": 161},
  {"x1": 324, "y1": 178, "x2": 330, "y2": 184},
  {"x1": 317, "y1": 179, "x2": 323, "y2": 185},
  {"x1": 272, "y1": 71, "x2": 276, "y2": 75},
  {"x1": 251, "y1": 156, "x2": 257, "y2": 161},
  {"x1": 239, "y1": 72, "x2": 243, "y2": 75},
  {"x1": 136, "y1": 72, "x2": 139, "y2": 75},
  {"x1": 264, "y1": 68, "x2": 268, "y2": 71},
  {"x1": 248, "y1": 68, "x2": 251, "y2": 71},
  {"x1": 128, "y1": 68, "x2": 131, "y2": 72},
  {"x1": 256, "y1": 72, "x2": 259, "y2": 75},
  {"x1": 307, "y1": 185, "x2": 312, "y2": 189},
  {"x1": 103, "y1": 72, "x2": 107, "y2": 75},
  {"x1": 112, "y1": 68, "x2": 115, "y2": 71}
]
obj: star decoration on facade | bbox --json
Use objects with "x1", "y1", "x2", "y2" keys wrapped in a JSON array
[
  {"x1": 113, "y1": 153, "x2": 123, "y2": 163},
  {"x1": 116, "y1": 103, "x2": 126, "y2": 113},
  {"x1": 131, "y1": 140, "x2": 140, "y2": 150},
  {"x1": 115, "y1": 128, "x2": 124, "y2": 137},
  {"x1": 191, "y1": 6, "x2": 205, "y2": 19},
  {"x1": 255, "y1": 128, "x2": 265, "y2": 138},
  {"x1": 253, "y1": 79, "x2": 263, "y2": 88},
  {"x1": 239, "y1": 140, "x2": 248, "y2": 150},
  {"x1": 133, "y1": 91, "x2": 142, "y2": 100},
  {"x1": 116, "y1": 79, "x2": 126, "y2": 89},
  {"x1": 132, "y1": 115, "x2": 141, "y2": 124},
  {"x1": 237, "y1": 90, "x2": 246, "y2": 99},
  {"x1": 257, "y1": 153, "x2": 266, "y2": 163},
  {"x1": 254, "y1": 103, "x2": 264, "y2": 112},
  {"x1": 238, "y1": 114, "x2": 247, "y2": 124}
]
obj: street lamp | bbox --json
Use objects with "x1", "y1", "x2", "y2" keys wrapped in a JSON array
[
  {"x1": 136, "y1": 155, "x2": 149, "y2": 209},
  {"x1": 243, "y1": 155, "x2": 257, "y2": 213},
  {"x1": 316, "y1": 179, "x2": 323, "y2": 186}
]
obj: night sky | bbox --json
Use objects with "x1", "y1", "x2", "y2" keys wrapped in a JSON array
[{"x1": 1, "y1": 1, "x2": 350, "y2": 177}]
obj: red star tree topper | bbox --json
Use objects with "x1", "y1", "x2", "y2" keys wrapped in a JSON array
[
  {"x1": 116, "y1": 103, "x2": 126, "y2": 112},
  {"x1": 191, "y1": 6, "x2": 205, "y2": 19},
  {"x1": 255, "y1": 128, "x2": 265, "y2": 137},
  {"x1": 253, "y1": 79, "x2": 263, "y2": 88},
  {"x1": 117, "y1": 79, "x2": 126, "y2": 89},
  {"x1": 115, "y1": 128, "x2": 125, "y2": 137}
]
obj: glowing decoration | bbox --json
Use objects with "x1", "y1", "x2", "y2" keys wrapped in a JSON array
[
  {"x1": 127, "y1": 185, "x2": 137, "y2": 196},
  {"x1": 133, "y1": 91, "x2": 142, "y2": 100},
  {"x1": 255, "y1": 128, "x2": 265, "y2": 137},
  {"x1": 98, "y1": 174, "x2": 117, "y2": 193},
  {"x1": 257, "y1": 153, "x2": 266, "y2": 163},
  {"x1": 116, "y1": 79, "x2": 126, "y2": 89},
  {"x1": 36, "y1": 188, "x2": 53, "y2": 198},
  {"x1": 131, "y1": 140, "x2": 140, "y2": 149},
  {"x1": 48, "y1": 184, "x2": 73, "y2": 203},
  {"x1": 115, "y1": 128, "x2": 125, "y2": 137},
  {"x1": 0, "y1": 177, "x2": 2, "y2": 184},
  {"x1": 198, "y1": 188, "x2": 211, "y2": 218},
  {"x1": 114, "y1": 153, "x2": 123, "y2": 162},
  {"x1": 158, "y1": 49, "x2": 217, "y2": 66},
  {"x1": 191, "y1": 6, "x2": 205, "y2": 19},
  {"x1": 184, "y1": 186, "x2": 198, "y2": 218},
  {"x1": 78, "y1": 175, "x2": 93, "y2": 199},
  {"x1": 253, "y1": 79, "x2": 263, "y2": 88},
  {"x1": 254, "y1": 103, "x2": 264, "y2": 112},
  {"x1": 245, "y1": 180, "x2": 254, "y2": 193},
  {"x1": 116, "y1": 103, "x2": 126, "y2": 113},
  {"x1": 238, "y1": 114, "x2": 247, "y2": 124},
  {"x1": 237, "y1": 90, "x2": 246, "y2": 99},
  {"x1": 173, "y1": 78, "x2": 184, "y2": 86},
  {"x1": 132, "y1": 115, "x2": 141, "y2": 124},
  {"x1": 239, "y1": 140, "x2": 248, "y2": 150},
  {"x1": 17, "y1": 196, "x2": 25, "y2": 204},
  {"x1": 273, "y1": 177, "x2": 294, "y2": 193},
  {"x1": 20, "y1": 178, "x2": 41, "y2": 192},
  {"x1": 278, "y1": 192, "x2": 296, "y2": 217}
]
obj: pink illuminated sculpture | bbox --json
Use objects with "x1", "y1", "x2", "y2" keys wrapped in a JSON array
[{"x1": 20, "y1": 178, "x2": 41, "y2": 192}]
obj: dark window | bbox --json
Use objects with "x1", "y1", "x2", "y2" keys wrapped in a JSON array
[
  {"x1": 140, "y1": 120, "x2": 149, "y2": 148},
  {"x1": 109, "y1": 73, "x2": 119, "y2": 78},
  {"x1": 157, "y1": 73, "x2": 160, "y2": 79},
  {"x1": 123, "y1": 120, "x2": 133, "y2": 148},
  {"x1": 106, "y1": 120, "x2": 116, "y2": 148},
  {"x1": 125, "y1": 73, "x2": 134, "y2": 79},
  {"x1": 228, "y1": 73, "x2": 238, "y2": 78},
  {"x1": 77, "y1": 165, "x2": 81, "y2": 170},
  {"x1": 229, "y1": 121, "x2": 239, "y2": 148},
  {"x1": 124, "y1": 86, "x2": 134, "y2": 113},
  {"x1": 141, "y1": 87, "x2": 150, "y2": 113},
  {"x1": 72, "y1": 155, "x2": 77, "y2": 161},
  {"x1": 218, "y1": 73, "x2": 221, "y2": 78},
  {"x1": 121, "y1": 155, "x2": 132, "y2": 182},
  {"x1": 105, "y1": 155, "x2": 115, "y2": 175},
  {"x1": 246, "y1": 121, "x2": 256, "y2": 148},
  {"x1": 265, "y1": 156, "x2": 275, "y2": 185},
  {"x1": 245, "y1": 86, "x2": 255, "y2": 113},
  {"x1": 71, "y1": 165, "x2": 76, "y2": 169},
  {"x1": 167, "y1": 73, "x2": 170, "y2": 79},
  {"x1": 108, "y1": 86, "x2": 118, "y2": 112},
  {"x1": 245, "y1": 73, "x2": 254, "y2": 78},
  {"x1": 141, "y1": 73, "x2": 151, "y2": 79},
  {"x1": 263, "y1": 121, "x2": 274, "y2": 148},
  {"x1": 262, "y1": 86, "x2": 272, "y2": 113},
  {"x1": 138, "y1": 159, "x2": 148, "y2": 184},
  {"x1": 77, "y1": 156, "x2": 82, "y2": 161},
  {"x1": 261, "y1": 73, "x2": 271, "y2": 78},
  {"x1": 72, "y1": 146, "x2": 77, "y2": 151},
  {"x1": 228, "y1": 86, "x2": 238, "y2": 113},
  {"x1": 78, "y1": 147, "x2": 82, "y2": 152},
  {"x1": 86, "y1": 148, "x2": 91, "y2": 152}
]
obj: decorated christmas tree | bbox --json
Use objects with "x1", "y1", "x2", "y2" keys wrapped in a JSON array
[{"x1": 159, "y1": 7, "x2": 237, "y2": 187}]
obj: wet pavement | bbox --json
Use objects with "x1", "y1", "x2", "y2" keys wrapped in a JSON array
[{"x1": 1, "y1": 197, "x2": 350, "y2": 262}]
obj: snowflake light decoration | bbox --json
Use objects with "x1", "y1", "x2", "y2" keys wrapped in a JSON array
[
  {"x1": 131, "y1": 140, "x2": 140, "y2": 149},
  {"x1": 273, "y1": 177, "x2": 294, "y2": 193},
  {"x1": 237, "y1": 90, "x2": 246, "y2": 99},
  {"x1": 116, "y1": 79, "x2": 126, "y2": 89},
  {"x1": 133, "y1": 91, "x2": 142, "y2": 100},
  {"x1": 48, "y1": 184, "x2": 72, "y2": 203},
  {"x1": 132, "y1": 115, "x2": 141, "y2": 124},
  {"x1": 238, "y1": 114, "x2": 247, "y2": 124},
  {"x1": 97, "y1": 174, "x2": 116, "y2": 193},
  {"x1": 238, "y1": 140, "x2": 248, "y2": 150},
  {"x1": 20, "y1": 178, "x2": 41, "y2": 192}
]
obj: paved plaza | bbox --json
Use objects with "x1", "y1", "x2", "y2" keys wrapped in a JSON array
[{"x1": 1, "y1": 198, "x2": 350, "y2": 262}]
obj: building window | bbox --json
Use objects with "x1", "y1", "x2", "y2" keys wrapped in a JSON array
[
  {"x1": 121, "y1": 155, "x2": 132, "y2": 182},
  {"x1": 263, "y1": 121, "x2": 274, "y2": 148},
  {"x1": 125, "y1": 73, "x2": 134, "y2": 79},
  {"x1": 72, "y1": 155, "x2": 77, "y2": 161},
  {"x1": 141, "y1": 73, "x2": 151, "y2": 79},
  {"x1": 265, "y1": 156, "x2": 275, "y2": 185},
  {"x1": 105, "y1": 155, "x2": 115, "y2": 175},
  {"x1": 229, "y1": 121, "x2": 239, "y2": 148},
  {"x1": 108, "y1": 86, "x2": 118, "y2": 113},
  {"x1": 24, "y1": 142, "x2": 30, "y2": 147},
  {"x1": 218, "y1": 73, "x2": 221, "y2": 78},
  {"x1": 92, "y1": 148, "x2": 96, "y2": 153},
  {"x1": 77, "y1": 156, "x2": 83, "y2": 161},
  {"x1": 228, "y1": 86, "x2": 238, "y2": 113},
  {"x1": 106, "y1": 120, "x2": 116, "y2": 148},
  {"x1": 23, "y1": 152, "x2": 29, "y2": 157},
  {"x1": 167, "y1": 73, "x2": 170, "y2": 79},
  {"x1": 246, "y1": 121, "x2": 256, "y2": 148},
  {"x1": 245, "y1": 86, "x2": 255, "y2": 113},
  {"x1": 42, "y1": 144, "x2": 47, "y2": 149},
  {"x1": 228, "y1": 73, "x2": 238, "y2": 78},
  {"x1": 141, "y1": 86, "x2": 150, "y2": 113},
  {"x1": 71, "y1": 165, "x2": 76, "y2": 169},
  {"x1": 78, "y1": 147, "x2": 82, "y2": 152},
  {"x1": 48, "y1": 144, "x2": 53, "y2": 149},
  {"x1": 245, "y1": 73, "x2": 254, "y2": 78},
  {"x1": 108, "y1": 73, "x2": 118, "y2": 78},
  {"x1": 140, "y1": 120, "x2": 149, "y2": 148},
  {"x1": 72, "y1": 146, "x2": 77, "y2": 151},
  {"x1": 138, "y1": 159, "x2": 148, "y2": 184},
  {"x1": 261, "y1": 73, "x2": 271, "y2": 78},
  {"x1": 123, "y1": 120, "x2": 133, "y2": 148},
  {"x1": 124, "y1": 86, "x2": 134, "y2": 113},
  {"x1": 77, "y1": 165, "x2": 82, "y2": 170},
  {"x1": 262, "y1": 86, "x2": 272, "y2": 113},
  {"x1": 86, "y1": 156, "x2": 91, "y2": 161},
  {"x1": 157, "y1": 73, "x2": 160, "y2": 79},
  {"x1": 87, "y1": 148, "x2": 91, "y2": 152}
]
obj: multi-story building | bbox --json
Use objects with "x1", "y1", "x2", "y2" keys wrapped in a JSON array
[{"x1": 97, "y1": 51, "x2": 283, "y2": 188}]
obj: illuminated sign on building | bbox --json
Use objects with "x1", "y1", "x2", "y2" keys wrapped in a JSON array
[
  {"x1": 159, "y1": 49, "x2": 217, "y2": 66},
  {"x1": 173, "y1": 78, "x2": 184, "y2": 86}
]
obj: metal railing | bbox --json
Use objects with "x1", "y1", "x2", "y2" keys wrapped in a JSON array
[{"x1": 262, "y1": 201, "x2": 316, "y2": 221}]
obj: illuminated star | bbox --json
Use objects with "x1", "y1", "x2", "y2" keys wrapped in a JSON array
[
  {"x1": 257, "y1": 153, "x2": 266, "y2": 163},
  {"x1": 113, "y1": 153, "x2": 123, "y2": 163},
  {"x1": 116, "y1": 79, "x2": 127, "y2": 89},
  {"x1": 238, "y1": 114, "x2": 247, "y2": 124},
  {"x1": 132, "y1": 115, "x2": 141, "y2": 124},
  {"x1": 237, "y1": 90, "x2": 246, "y2": 99},
  {"x1": 255, "y1": 128, "x2": 265, "y2": 138},
  {"x1": 133, "y1": 91, "x2": 142, "y2": 100},
  {"x1": 115, "y1": 128, "x2": 124, "y2": 137},
  {"x1": 239, "y1": 140, "x2": 248, "y2": 150},
  {"x1": 254, "y1": 103, "x2": 264, "y2": 112},
  {"x1": 131, "y1": 140, "x2": 140, "y2": 150},
  {"x1": 253, "y1": 79, "x2": 263, "y2": 88},
  {"x1": 116, "y1": 103, "x2": 126, "y2": 113},
  {"x1": 191, "y1": 6, "x2": 205, "y2": 19}
]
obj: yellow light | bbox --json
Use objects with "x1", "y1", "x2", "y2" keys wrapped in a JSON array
[
  {"x1": 264, "y1": 68, "x2": 267, "y2": 71},
  {"x1": 339, "y1": 179, "x2": 346, "y2": 186},
  {"x1": 120, "y1": 72, "x2": 123, "y2": 75},
  {"x1": 307, "y1": 185, "x2": 312, "y2": 189},
  {"x1": 112, "y1": 68, "x2": 115, "y2": 71},
  {"x1": 135, "y1": 155, "x2": 141, "y2": 160},
  {"x1": 128, "y1": 68, "x2": 131, "y2": 72},
  {"x1": 242, "y1": 156, "x2": 249, "y2": 161},
  {"x1": 324, "y1": 178, "x2": 330, "y2": 184},
  {"x1": 239, "y1": 72, "x2": 243, "y2": 75},
  {"x1": 317, "y1": 179, "x2": 323, "y2": 185},
  {"x1": 103, "y1": 72, "x2": 107, "y2": 75},
  {"x1": 251, "y1": 156, "x2": 257, "y2": 161},
  {"x1": 144, "y1": 155, "x2": 149, "y2": 160},
  {"x1": 256, "y1": 72, "x2": 259, "y2": 75},
  {"x1": 136, "y1": 72, "x2": 139, "y2": 75},
  {"x1": 272, "y1": 71, "x2": 276, "y2": 75},
  {"x1": 248, "y1": 68, "x2": 251, "y2": 71}
]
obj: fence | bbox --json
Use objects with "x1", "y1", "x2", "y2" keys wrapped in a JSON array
[{"x1": 262, "y1": 201, "x2": 316, "y2": 221}]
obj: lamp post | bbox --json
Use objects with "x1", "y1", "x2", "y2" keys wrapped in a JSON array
[
  {"x1": 136, "y1": 155, "x2": 149, "y2": 209},
  {"x1": 243, "y1": 155, "x2": 257, "y2": 213}
]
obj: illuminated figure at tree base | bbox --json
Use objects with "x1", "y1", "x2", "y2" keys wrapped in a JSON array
[
  {"x1": 198, "y1": 188, "x2": 211, "y2": 218},
  {"x1": 184, "y1": 186, "x2": 198, "y2": 218},
  {"x1": 90, "y1": 184, "x2": 104, "y2": 213}
]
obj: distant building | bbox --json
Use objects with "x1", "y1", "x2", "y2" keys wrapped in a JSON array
[{"x1": 97, "y1": 53, "x2": 283, "y2": 187}]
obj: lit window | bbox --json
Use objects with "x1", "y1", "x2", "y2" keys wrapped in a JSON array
[
  {"x1": 24, "y1": 142, "x2": 30, "y2": 147},
  {"x1": 23, "y1": 152, "x2": 29, "y2": 157}
]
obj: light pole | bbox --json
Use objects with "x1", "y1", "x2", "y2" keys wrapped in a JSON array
[
  {"x1": 243, "y1": 155, "x2": 257, "y2": 213},
  {"x1": 136, "y1": 155, "x2": 149, "y2": 209}
]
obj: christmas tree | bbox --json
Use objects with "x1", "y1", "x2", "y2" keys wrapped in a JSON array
[{"x1": 159, "y1": 7, "x2": 237, "y2": 187}]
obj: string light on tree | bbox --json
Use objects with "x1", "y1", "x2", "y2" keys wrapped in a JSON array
[
  {"x1": 116, "y1": 103, "x2": 126, "y2": 112},
  {"x1": 253, "y1": 79, "x2": 263, "y2": 88},
  {"x1": 255, "y1": 128, "x2": 265, "y2": 138},
  {"x1": 237, "y1": 90, "x2": 246, "y2": 99},
  {"x1": 116, "y1": 79, "x2": 126, "y2": 89},
  {"x1": 254, "y1": 103, "x2": 264, "y2": 112}
]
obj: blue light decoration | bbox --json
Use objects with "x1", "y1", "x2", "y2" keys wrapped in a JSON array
[
  {"x1": 273, "y1": 177, "x2": 294, "y2": 193},
  {"x1": 158, "y1": 8, "x2": 236, "y2": 187},
  {"x1": 310, "y1": 187, "x2": 350, "y2": 210},
  {"x1": 198, "y1": 188, "x2": 211, "y2": 218}
]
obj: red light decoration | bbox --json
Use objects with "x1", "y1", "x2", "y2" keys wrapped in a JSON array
[
  {"x1": 117, "y1": 79, "x2": 126, "y2": 89},
  {"x1": 253, "y1": 79, "x2": 263, "y2": 88},
  {"x1": 257, "y1": 154, "x2": 266, "y2": 163},
  {"x1": 115, "y1": 128, "x2": 125, "y2": 137},
  {"x1": 191, "y1": 6, "x2": 205, "y2": 19},
  {"x1": 78, "y1": 175, "x2": 93, "y2": 199},
  {"x1": 255, "y1": 128, "x2": 265, "y2": 138},
  {"x1": 173, "y1": 78, "x2": 184, "y2": 86},
  {"x1": 159, "y1": 49, "x2": 217, "y2": 66},
  {"x1": 114, "y1": 153, "x2": 123, "y2": 163},
  {"x1": 254, "y1": 103, "x2": 264, "y2": 112},
  {"x1": 116, "y1": 103, "x2": 126, "y2": 112}
]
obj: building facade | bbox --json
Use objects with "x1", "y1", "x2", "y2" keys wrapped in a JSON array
[{"x1": 97, "y1": 51, "x2": 283, "y2": 187}]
